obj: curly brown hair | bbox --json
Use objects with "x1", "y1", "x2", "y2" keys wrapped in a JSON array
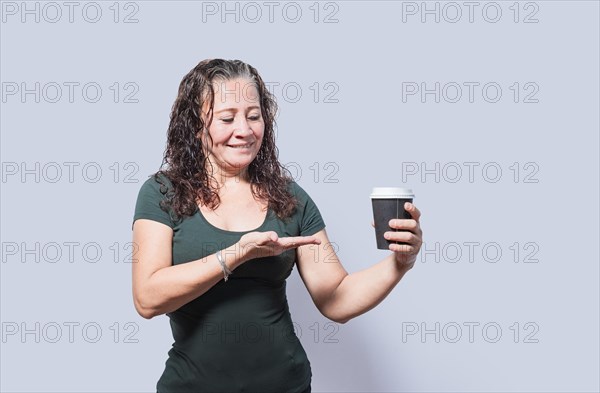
[{"x1": 151, "y1": 58, "x2": 297, "y2": 225}]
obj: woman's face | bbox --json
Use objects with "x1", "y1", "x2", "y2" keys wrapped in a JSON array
[{"x1": 200, "y1": 77, "x2": 265, "y2": 177}]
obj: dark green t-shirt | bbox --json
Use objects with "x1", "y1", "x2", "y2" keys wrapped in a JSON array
[{"x1": 132, "y1": 172, "x2": 326, "y2": 393}]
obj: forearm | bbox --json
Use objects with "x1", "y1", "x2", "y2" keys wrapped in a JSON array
[
  {"x1": 136, "y1": 243, "x2": 247, "y2": 318},
  {"x1": 323, "y1": 253, "x2": 413, "y2": 324}
]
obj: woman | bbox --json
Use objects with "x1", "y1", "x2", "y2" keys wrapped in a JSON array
[{"x1": 132, "y1": 59, "x2": 423, "y2": 393}]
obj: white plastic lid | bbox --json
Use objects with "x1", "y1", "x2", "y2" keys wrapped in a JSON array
[{"x1": 370, "y1": 187, "x2": 414, "y2": 199}]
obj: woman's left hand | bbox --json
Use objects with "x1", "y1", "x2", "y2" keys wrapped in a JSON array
[{"x1": 385, "y1": 202, "x2": 423, "y2": 271}]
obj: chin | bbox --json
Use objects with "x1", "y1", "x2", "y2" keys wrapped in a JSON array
[{"x1": 227, "y1": 158, "x2": 255, "y2": 168}]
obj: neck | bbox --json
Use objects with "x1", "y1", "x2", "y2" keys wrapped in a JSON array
[{"x1": 206, "y1": 162, "x2": 251, "y2": 189}]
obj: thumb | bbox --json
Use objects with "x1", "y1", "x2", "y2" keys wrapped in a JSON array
[
  {"x1": 371, "y1": 220, "x2": 375, "y2": 228},
  {"x1": 268, "y1": 231, "x2": 279, "y2": 242}
]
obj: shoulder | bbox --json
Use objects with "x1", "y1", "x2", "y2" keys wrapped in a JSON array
[
  {"x1": 139, "y1": 172, "x2": 174, "y2": 197},
  {"x1": 284, "y1": 180, "x2": 326, "y2": 235},
  {"x1": 135, "y1": 172, "x2": 176, "y2": 210},
  {"x1": 286, "y1": 180, "x2": 320, "y2": 209},
  {"x1": 287, "y1": 179, "x2": 310, "y2": 202}
]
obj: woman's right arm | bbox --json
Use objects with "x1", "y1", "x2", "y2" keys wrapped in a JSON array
[
  {"x1": 132, "y1": 219, "x2": 322, "y2": 319},
  {"x1": 131, "y1": 219, "x2": 249, "y2": 319}
]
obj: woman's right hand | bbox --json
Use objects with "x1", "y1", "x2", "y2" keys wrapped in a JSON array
[{"x1": 239, "y1": 231, "x2": 322, "y2": 262}]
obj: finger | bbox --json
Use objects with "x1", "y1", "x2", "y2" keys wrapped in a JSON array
[
  {"x1": 281, "y1": 236, "x2": 321, "y2": 248},
  {"x1": 404, "y1": 202, "x2": 421, "y2": 221},
  {"x1": 256, "y1": 232, "x2": 279, "y2": 246},
  {"x1": 266, "y1": 231, "x2": 278, "y2": 242},
  {"x1": 298, "y1": 235, "x2": 322, "y2": 244},
  {"x1": 384, "y1": 231, "x2": 417, "y2": 244},
  {"x1": 389, "y1": 219, "x2": 419, "y2": 233},
  {"x1": 389, "y1": 242, "x2": 418, "y2": 254},
  {"x1": 371, "y1": 220, "x2": 375, "y2": 228}
]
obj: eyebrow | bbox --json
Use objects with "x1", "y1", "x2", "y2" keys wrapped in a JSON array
[{"x1": 214, "y1": 105, "x2": 261, "y2": 114}]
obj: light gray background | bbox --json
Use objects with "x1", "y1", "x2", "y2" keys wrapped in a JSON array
[{"x1": 1, "y1": 1, "x2": 599, "y2": 392}]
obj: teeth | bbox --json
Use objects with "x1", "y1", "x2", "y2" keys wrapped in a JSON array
[{"x1": 230, "y1": 144, "x2": 251, "y2": 148}]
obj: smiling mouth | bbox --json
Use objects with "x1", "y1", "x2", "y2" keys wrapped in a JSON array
[{"x1": 227, "y1": 142, "x2": 254, "y2": 149}]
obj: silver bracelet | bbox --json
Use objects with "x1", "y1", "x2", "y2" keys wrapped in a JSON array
[{"x1": 215, "y1": 249, "x2": 233, "y2": 282}]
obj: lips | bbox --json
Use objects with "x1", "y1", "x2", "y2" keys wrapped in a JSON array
[{"x1": 227, "y1": 142, "x2": 254, "y2": 148}]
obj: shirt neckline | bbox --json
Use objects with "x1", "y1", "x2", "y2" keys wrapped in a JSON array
[{"x1": 195, "y1": 205, "x2": 272, "y2": 235}]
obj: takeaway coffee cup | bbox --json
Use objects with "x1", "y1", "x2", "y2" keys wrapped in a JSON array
[{"x1": 371, "y1": 187, "x2": 415, "y2": 250}]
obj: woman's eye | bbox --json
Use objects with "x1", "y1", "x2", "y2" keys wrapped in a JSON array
[{"x1": 220, "y1": 115, "x2": 260, "y2": 123}]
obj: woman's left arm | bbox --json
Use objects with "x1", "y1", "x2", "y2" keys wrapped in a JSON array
[{"x1": 296, "y1": 202, "x2": 423, "y2": 324}]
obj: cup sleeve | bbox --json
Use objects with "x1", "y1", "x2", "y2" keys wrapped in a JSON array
[
  {"x1": 132, "y1": 176, "x2": 175, "y2": 230},
  {"x1": 292, "y1": 182, "x2": 326, "y2": 236}
]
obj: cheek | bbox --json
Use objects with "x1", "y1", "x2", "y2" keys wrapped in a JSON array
[
  {"x1": 207, "y1": 129, "x2": 229, "y2": 145},
  {"x1": 256, "y1": 126, "x2": 266, "y2": 139}
]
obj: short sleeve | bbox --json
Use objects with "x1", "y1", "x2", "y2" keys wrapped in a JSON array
[
  {"x1": 132, "y1": 174, "x2": 175, "y2": 230},
  {"x1": 290, "y1": 181, "x2": 326, "y2": 236}
]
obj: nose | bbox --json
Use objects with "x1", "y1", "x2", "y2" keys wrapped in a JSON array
[{"x1": 233, "y1": 117, "x2": 252, "y2": 136}]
